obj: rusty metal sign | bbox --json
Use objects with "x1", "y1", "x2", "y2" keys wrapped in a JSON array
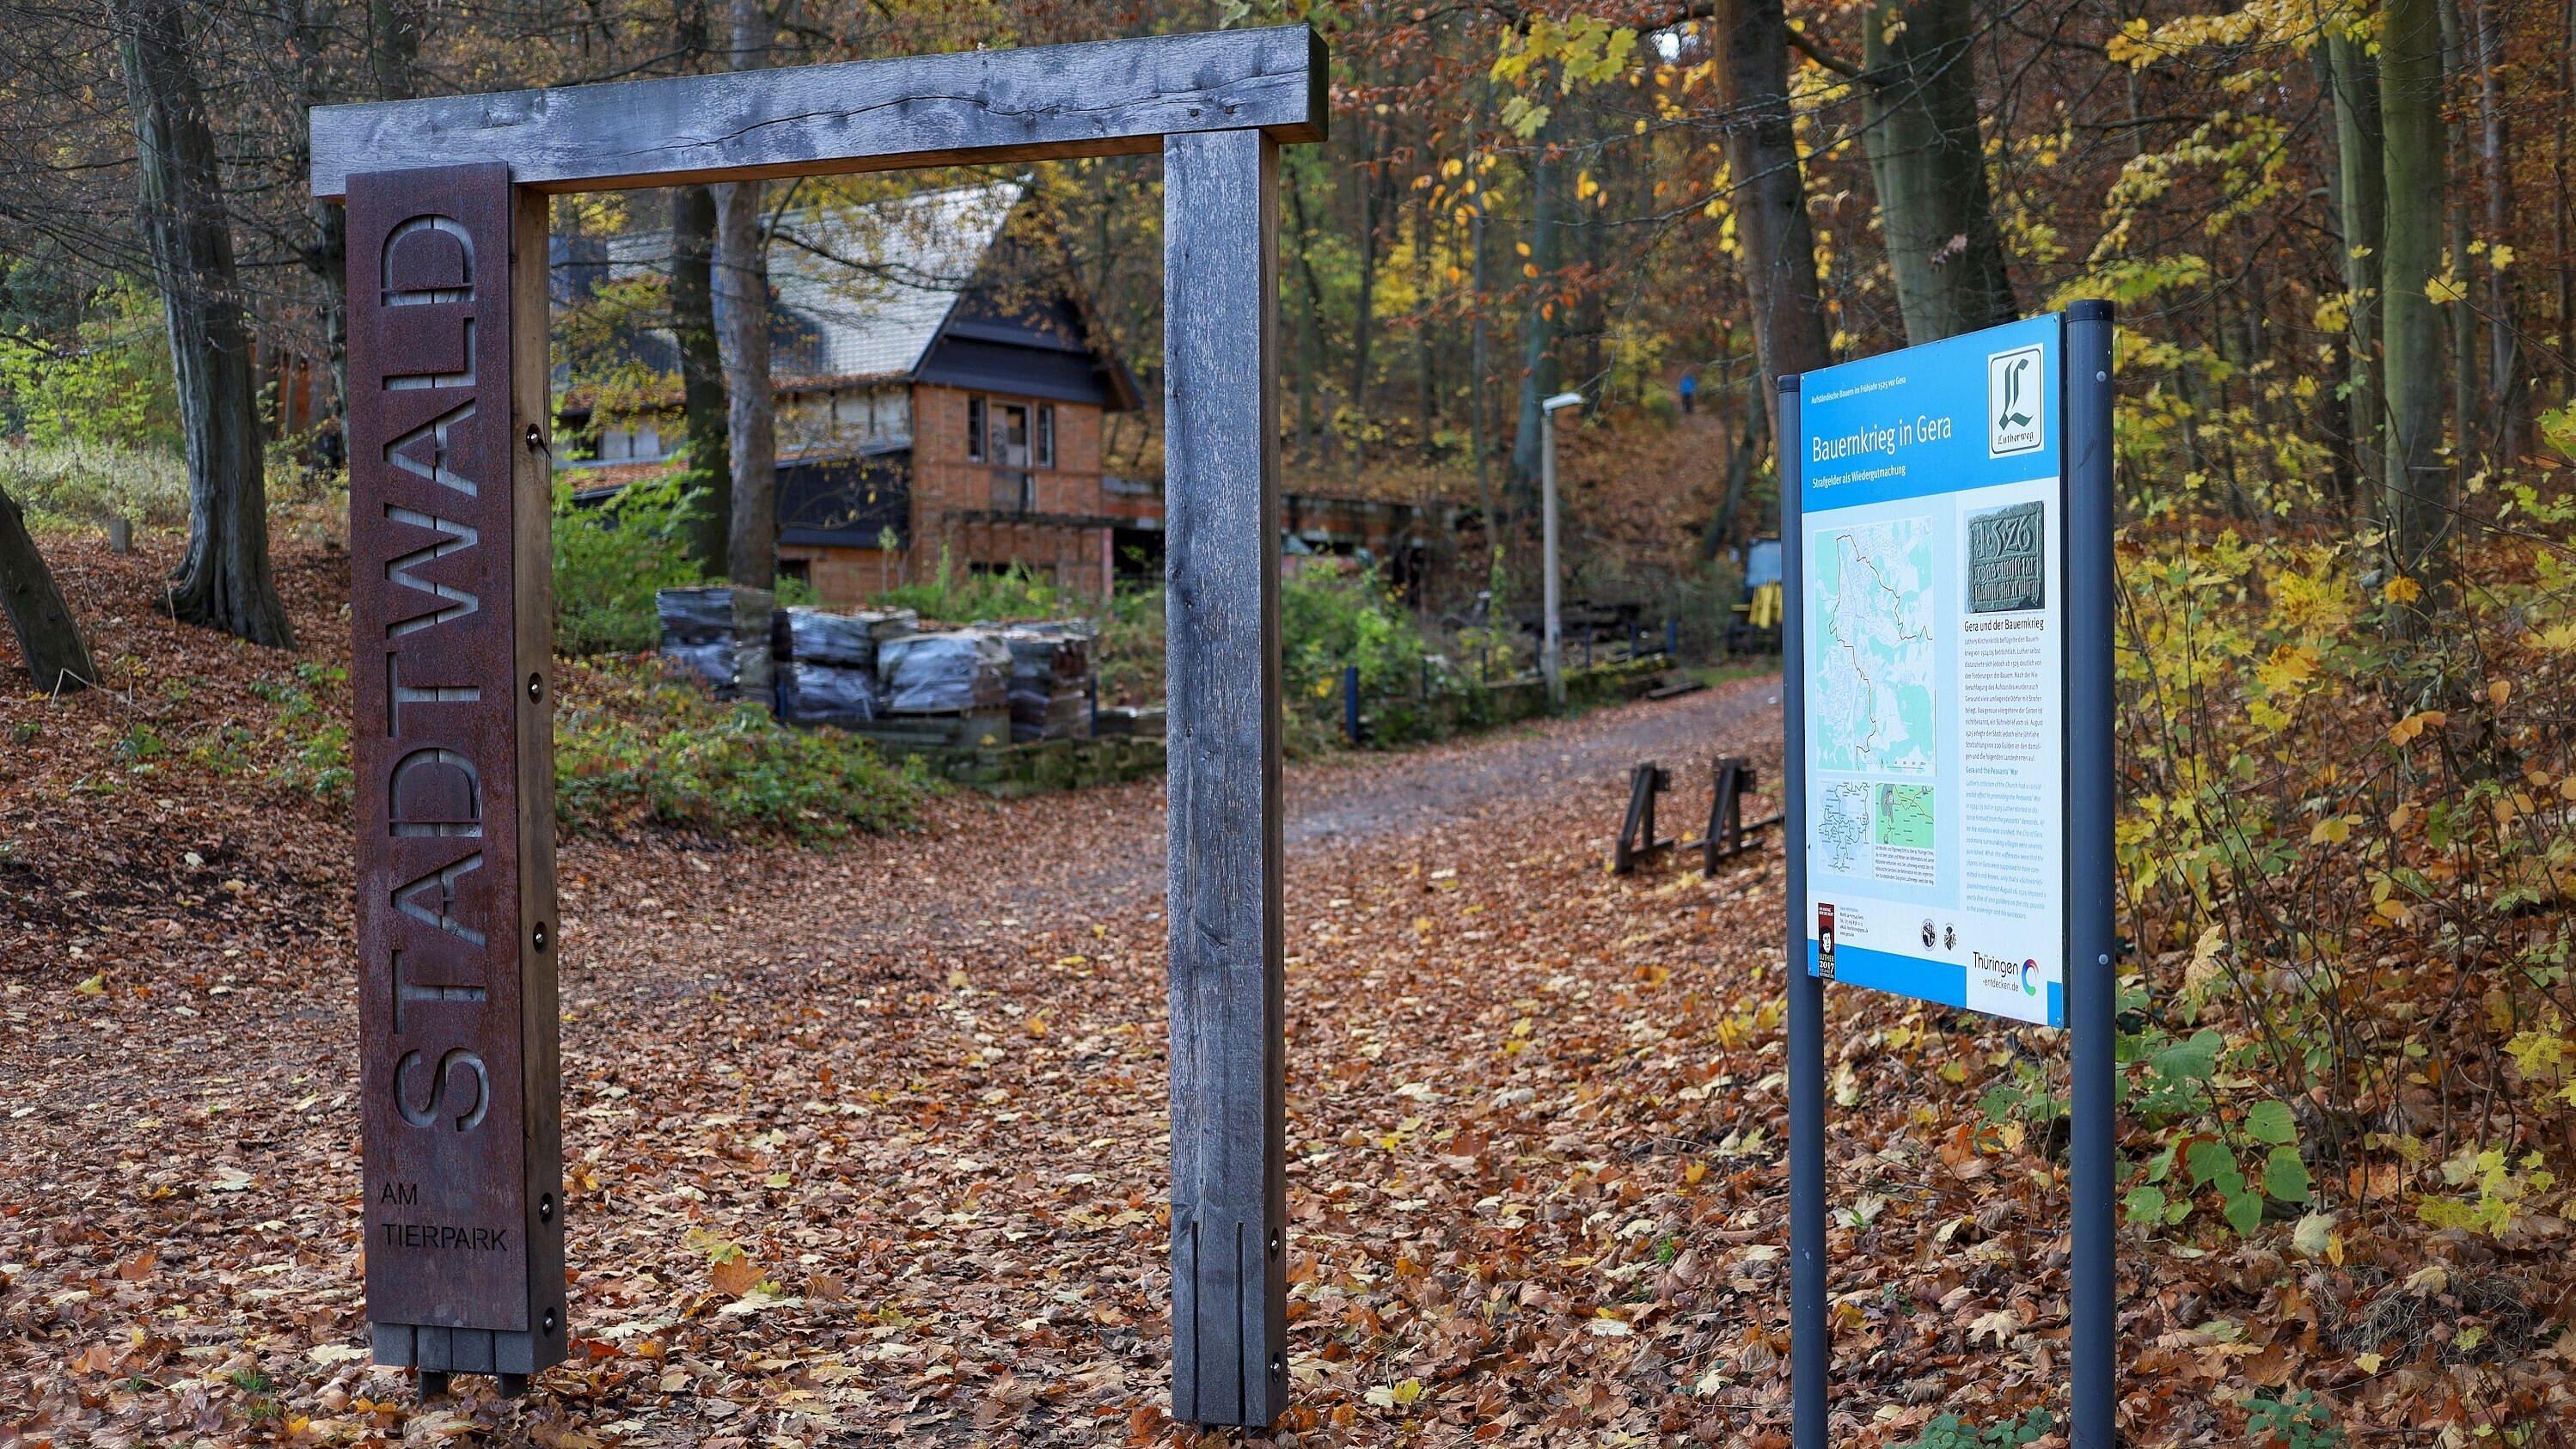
[{"x1": 346, "y1": 162, "x2": 564, "y2": 1382}]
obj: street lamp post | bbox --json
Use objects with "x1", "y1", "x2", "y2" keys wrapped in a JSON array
[{"x1": 1540, "y1": 390, "x2": 1585, "y2": 707}]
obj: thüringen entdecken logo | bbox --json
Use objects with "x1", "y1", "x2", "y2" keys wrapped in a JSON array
[
  {"x1": 1970, "y1": 951, "x2": 2046, "y2": 998},
  {"x1": 1987, "y1": 345, "x2": 2044, "y2": 456}
]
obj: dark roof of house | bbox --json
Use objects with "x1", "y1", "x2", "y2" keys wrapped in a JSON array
[{"x1": 598, "y1": 180, "x2": 1140, "y2": 412}]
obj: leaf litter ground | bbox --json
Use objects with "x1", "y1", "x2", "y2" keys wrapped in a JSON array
[{"x1": 4, "y1": 537, "x2": 2570, "y2": 1446}]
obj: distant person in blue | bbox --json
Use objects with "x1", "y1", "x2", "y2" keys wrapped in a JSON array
[{"x1": 1677, "y1": 369, "x2": 1698, "y2": 415}]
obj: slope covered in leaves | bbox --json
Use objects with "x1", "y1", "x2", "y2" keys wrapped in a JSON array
[{"x1": 3, "y1": 542, "x2": 2572, "y2": 1446}]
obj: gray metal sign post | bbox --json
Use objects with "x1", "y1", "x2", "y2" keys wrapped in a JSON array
[
  {"x1": 1780, "y1": 301, "x2": 2117, "y2": 1447},
  {"x1": 315, "y1": 27, "x2": 1325, "y2": 1428},
  {"x1": 1776, "y1": 370, "x2": 1829, "y2": 1446},
  {"x1": 2063, "y1": 300, "x2": 2120, "y2": 1449}
]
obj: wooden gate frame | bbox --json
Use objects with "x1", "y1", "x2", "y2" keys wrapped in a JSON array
[{"x1": 313, "y1": 27, "x2": 1324, "y2": 1428}]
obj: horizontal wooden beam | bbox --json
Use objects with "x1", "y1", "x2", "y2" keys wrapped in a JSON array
[{"x1": 311, "y1": 26, "x2": 1326, "y2": 199}]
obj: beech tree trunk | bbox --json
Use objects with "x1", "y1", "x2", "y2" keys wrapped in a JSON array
[
  {"x1": 0, "y1": 484, "x2": 97, "y2": 694},
  {"x1": 2438, "y1": 0, "x2": 2479, "y2": 468},
  {"x1": 115, "y1": 0, "x2": 294, "y2": 648},
  {"x1": 2325, "y1": 27, "x2": 2386, "y2": 493},
  {"x1": 1349, "y1": 124, "x2": 1386, "y2": 471},
  {"x1": 671, "y1": 184, "x2": 731, "y2": 577},
  {"x1": 2380, "y1": 0, "x2": 2451, "y2": 602},
  {"x1": 278, "y1": 0, "x2": 344, "y2": 466},
  {"x1": 1287, "y1": 159, "x2": 1330, "y2": 462},
  {"x1": 2470, "y1": 0, "x2": 2521, "y2": 464},
  {"x1": 1715, "y1": 0, "x2": 1831, "y2": 442},
  {"x1": 2561, "y1": 0, "x2": 2576, "y2": 407},
  {"x1": 1416, "y1": 193, "x2": 1438, "y2": 458},
  {"x1": 1858, "y1": 0, "x2": 2017, "y2": 344},
  {"x1": 367, "y1": 0, "x2": 420, "y2": 100},
  {"x1": 715, "y1": 0, "x2": 775, "y2": 589},
  {"x1": 1705, "y1": 395, "x2": 1764, "y2": 559},
  {"x1": 1510, "y1": 117, "x2": 1561, "y2": 496}
]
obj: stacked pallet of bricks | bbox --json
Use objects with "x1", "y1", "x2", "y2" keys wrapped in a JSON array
[
  {"x1": 869, "y1": 630, "x2": 1014, "y2": 749},
  {"x1": 656, "y1": 597, "x2": 1123, "y2": 755},
  {"x1": 655, "y1": 587, "x2": 774, "y2": 700},
  {"x1": 774, "y1": 607, "x2": 915, "y2": 726},
  {"x1": 1000, "y1": 624, "x2": 1095, "y2": 743}
]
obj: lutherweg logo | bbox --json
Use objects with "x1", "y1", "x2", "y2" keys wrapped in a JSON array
[{"x1": 1987, "y1": 345, "x2": 2045, "y2": 456}]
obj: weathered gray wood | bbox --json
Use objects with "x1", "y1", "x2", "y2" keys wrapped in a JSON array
[
  {"x1": 506, "y1": 181, "x2": 568, "y2": 1377},
  {"x1": 311, "y1": 26, "x2": 1325, "y2": 199},
  {"x1": 1163, "y1": 126, "x2": 1285, "y2": 1432}
]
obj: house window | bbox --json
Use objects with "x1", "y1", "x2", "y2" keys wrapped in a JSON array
[
  {"x1": 597, "y1": 425, "x2": 668, "y2": 462},
  {"x1": 969, "y1": 394, "x2": 1043, "y2": 467},
  {"x1": 990, "y1": 402, "x2": 1030, "y2": 467}
]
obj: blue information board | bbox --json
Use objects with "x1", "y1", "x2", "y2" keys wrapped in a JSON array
[{"x1": 1792, "y1": 314, "x2": 2069, "y2": 1026}]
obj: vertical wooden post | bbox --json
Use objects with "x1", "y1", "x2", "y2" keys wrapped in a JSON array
[
  {"x1": 346, "y1": 163, "x2": 565, "y2": 1391},
  {"x1": 1162, "y1": 127, "x2": 1286, "y2": 1431}
]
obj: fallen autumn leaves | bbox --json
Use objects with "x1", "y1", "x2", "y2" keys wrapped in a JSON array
[{"x1": 3, "y1": 538, "x2": 2571, "y2": 1446}]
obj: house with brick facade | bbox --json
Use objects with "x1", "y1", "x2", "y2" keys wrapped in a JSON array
[
  {"x1": 566, "y1": 180, "x2": 1144, "y2": 606},
  {"x1": 563, "y1": 179, "x2": 1478, "y2": 609}
]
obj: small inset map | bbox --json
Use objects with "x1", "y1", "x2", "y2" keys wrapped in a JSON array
[
  {"x1": 1817, "y1": 780, "x2": 1874, "y2": 875},
  {"x1": 1875, "y1": 783, "x2": 1935, "y2": 850},
  {"x1": 1810, "y1": 518, "x2": 1937, "y2": 773}
]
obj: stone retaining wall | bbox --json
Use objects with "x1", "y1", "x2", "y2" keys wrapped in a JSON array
[{"x1": 847, "y1": 657, "x2": 1670, "y2": 798}]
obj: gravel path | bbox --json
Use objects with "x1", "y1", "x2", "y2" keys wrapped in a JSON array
[
  {"x1": 1282, "y1": 673, "x2": 1782, "y2": 849},
  {"x1": 1018, "y1": 671, "x2": 1784, "y2": 913}
]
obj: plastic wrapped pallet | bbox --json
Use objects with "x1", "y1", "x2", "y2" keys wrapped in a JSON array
[
  {"x1": 777, "y1": 607, "x2": 878, "y2": 668},
  {"x1": 860, "y1": 608, "x2": 920, "y2": 644},
  {"x1": 658, "y1": 586, "x2": 772, "y2": 645},
  {"x1": 780, "y1": 661, "x2": 878, "y2": 726},
  {"x1": 1001, "y1": 624, "x2": 1092, "y2": 680},
  {"x1": 661, "y1": 639, "x2": 773, "y2": 699},
  {"x1": 657, "y1": 586, "x2": 773, "y2": 700},
  {"x1": 1000, "y1": 625, "x2": 1096, "y2": 742},
  {"x1": 878, "y1": 631, "x2": 1010, "y2": 714}
]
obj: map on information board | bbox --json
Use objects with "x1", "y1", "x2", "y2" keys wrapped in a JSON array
[
  {"x1": 1796, "y1": 314, "x2": 2068, "y2": 1026},
  {"x1": 1810, "y1": 517, "x2": 1936, "y2": 775}
]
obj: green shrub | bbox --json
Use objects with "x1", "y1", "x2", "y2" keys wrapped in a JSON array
[
  {"x1": 0, "y1": 278, "x2": 180, "y2": 453},
  {"x1": 554, "y1": 471, "x2": 705, "y2": 654},
  {"x1": 0, "y1": 439, "x2": 189, "y2": 529},
  {"x1": 553, "y1": 657, "x2": 924, "y2": 839},
  {"x1": 2244, "y1": 1391, "x2": 2344, "y2": 1449},
  {"x1": 189, "y1": 662, "x2": 353, "y2": 804},
  {"x1": 1282, "y1": 564, "x2": 1498, "y2": 748},
  {"x1": 872, "y1": 546, "x2": 1070, "y2": 622},
  {"x1": 1093, "y1": 582, "x2": 1164, "y2": 706},
  {"x1": 1282, "y1": 565, "x2": 1431, "y2": 703},
  {"x1": 1900, "y1": 1409, "x2": 2055, "y2": 1449}
]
